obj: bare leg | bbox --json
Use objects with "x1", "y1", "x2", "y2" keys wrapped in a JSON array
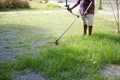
[
  {"x1": 84, "y1": 25, "x2": 87, "y2": 35},
  {"x1": 88, "y1": 26, "x2": 93, "y2": 36}
]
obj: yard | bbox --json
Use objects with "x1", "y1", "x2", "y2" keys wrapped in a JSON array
[{"x1": 0, "y1": 0, "x2": 120, "y2": 80}]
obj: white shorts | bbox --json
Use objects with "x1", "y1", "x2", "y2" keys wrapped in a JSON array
[{"x1": 82, "y1": 14, "x2": 94, "y2": 26}]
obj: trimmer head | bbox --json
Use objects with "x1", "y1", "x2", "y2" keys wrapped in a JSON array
[{"x1": 55, "y1": 40, "x2": 59, "y2": 45}]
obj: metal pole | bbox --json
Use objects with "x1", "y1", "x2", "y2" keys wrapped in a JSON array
[
  {"x1": 56, "y1": 17, "x2": 79, "y2": 42},
  {"x1": 55, "y1": 17, "x2": 79, "y2": 45},
  {"x1": 116, "y1": 0, "x2": 119, "y2": 33},
  {"x1": 117, "y1": 0, "x2": 119, "y2": 33},
  {"x1": 110, "y1": 1, "x2": 118, "y2": 25}
]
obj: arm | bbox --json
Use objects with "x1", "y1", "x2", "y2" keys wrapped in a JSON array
[{"x1": 67, "y1": 0, "x2": 80, "y2": 12}]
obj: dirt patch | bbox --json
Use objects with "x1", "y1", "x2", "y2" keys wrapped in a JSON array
[
  {"x1": 101, "y1": 65, "x2": 120, "y2": 80},
  {"x1": 0, "y1": 26, "x2": 52, "y2": 80},
  {"x1": 16, "y1": 72, "x2": 48, "y2": 80}
]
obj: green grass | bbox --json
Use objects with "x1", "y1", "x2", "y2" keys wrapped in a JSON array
[
  {"x1": 0, "y1": 61, "x2": 13, "y2": 80},
  {"x1": 30, "y1": 2, "x2": 62, "y2": 11},
  {"x1": 0, "y1": 7, "x2": 120, "y2": 80},
  {"x1": 14, "y1": 32, "x2": 120, "y2": 80}
]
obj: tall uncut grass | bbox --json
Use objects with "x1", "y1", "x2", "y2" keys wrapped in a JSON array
[
  {"x1": 14, "y1": 32, "x2": 120, "y2": 80},
  {"x1": 0, "y1": 0, "x2": 30, "y2": 9}
]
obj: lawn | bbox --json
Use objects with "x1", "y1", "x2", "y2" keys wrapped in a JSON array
[{"x1": 0, "y1": 1, "x2": 120, "y2": 80}]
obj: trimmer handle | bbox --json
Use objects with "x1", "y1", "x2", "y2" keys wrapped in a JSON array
[
  {"x1": 65, "y1": 5, "x2": 72, "y2": 13},
  {"x1": 65, "y1": 5, "x2": 69, "y2": 8},
  {"x1": 65, "y1": 5, "x2": 79, "y2": 18}
]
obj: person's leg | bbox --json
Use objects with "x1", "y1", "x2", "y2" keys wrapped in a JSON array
[
  {"x1": 84, "y1": 25, "x2": 87, "y2": 35},
  {"x1": 82, "y1": 16, "x2": 87, "y2": 35},
  {"x1": 88, "y1": 26, "x2": 92, "y2": 36},
  {"x1": 86, "y1": 14, "x2": 94, "y2": 36}
]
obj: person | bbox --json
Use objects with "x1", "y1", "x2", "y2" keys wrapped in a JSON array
[{"x1": 67, "y1": 0, "x2": 95, "y2": 36}]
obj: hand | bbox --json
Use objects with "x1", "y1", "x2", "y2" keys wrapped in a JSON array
[
  {"x1": 84, "y1": 11, "x2": 87, "y2": 16},
  {"x1": 67, "y1": 7, "x2": 72, "y2": 13}
]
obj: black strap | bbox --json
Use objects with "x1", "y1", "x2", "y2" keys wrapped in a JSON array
[
  {"x1": 66, "y1": 0, "x2": 67, "y2": 6},
  {"x1": 65, "y1": 0, "x2": 69, "y2": 8}
]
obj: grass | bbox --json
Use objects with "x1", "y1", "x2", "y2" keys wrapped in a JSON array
[
  {"x1": 14, "y1": 32, "x2": 120, "y2": 80},
  {"x1": 0, "y1": 4, "x2": 120, "y2": 80},
  {"x1": 29, "y1": 2, "x2": 62, "y2": 11},
  {"x1": 0, "y1": 61, "x2": 13, "y2": 80}
]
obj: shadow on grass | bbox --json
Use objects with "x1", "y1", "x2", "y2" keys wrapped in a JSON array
[{"x1": 0, "y1": 8, "x2": 34, "y2": 12}]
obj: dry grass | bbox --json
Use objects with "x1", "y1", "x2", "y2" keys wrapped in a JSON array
[{"x1": 0, "y1": 0, "x2": 30, "y2": 9}]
